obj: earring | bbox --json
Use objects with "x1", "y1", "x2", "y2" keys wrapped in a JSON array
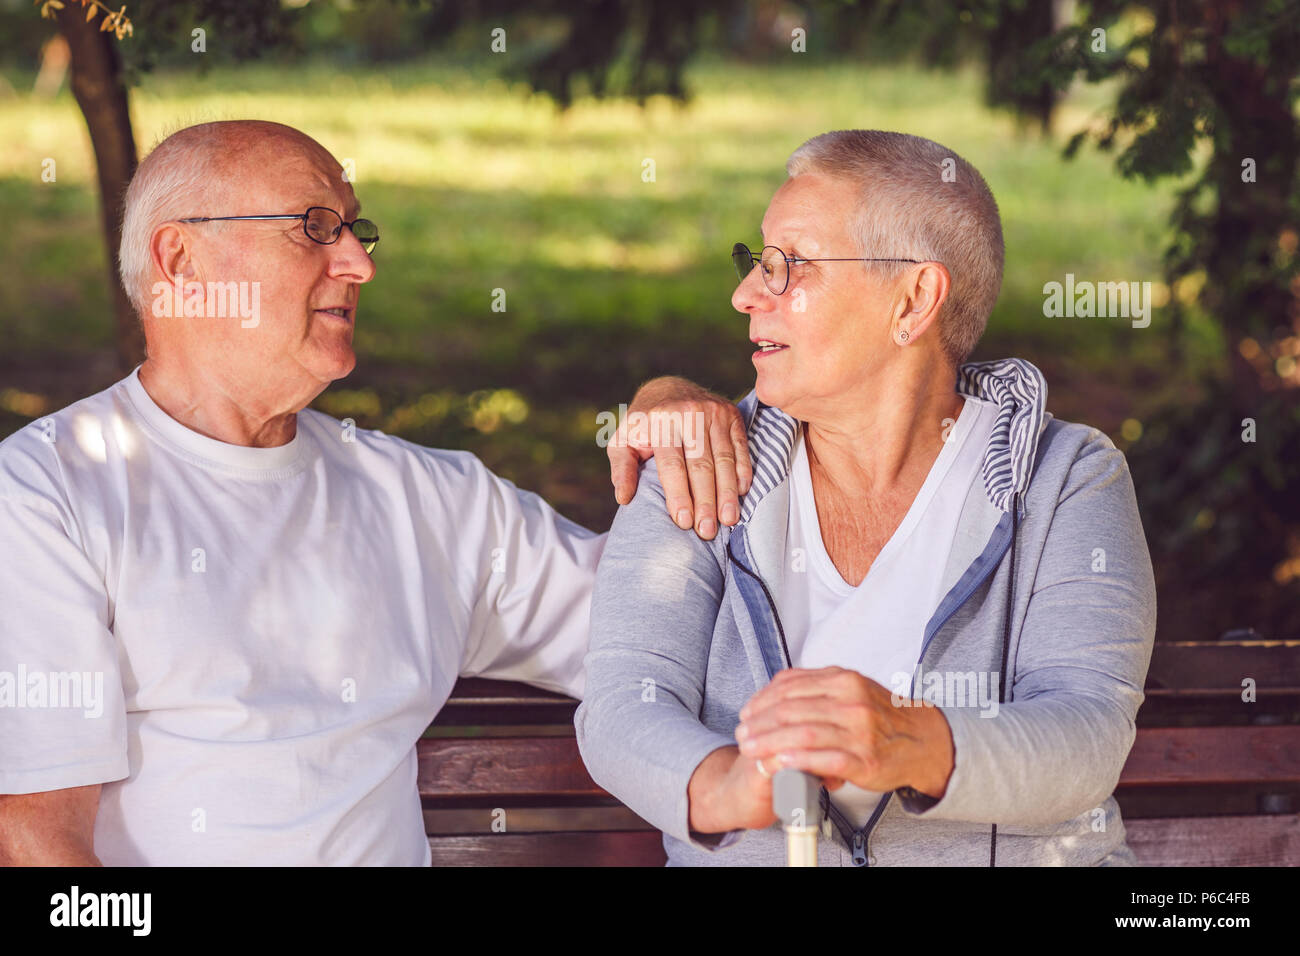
[{"x1": 897, "y1": 329, "x2": 910, "y2": 343}]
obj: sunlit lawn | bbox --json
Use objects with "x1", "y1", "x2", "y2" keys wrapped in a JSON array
[{"x1": 0, "y1": 57, "x2": 1208, "y2": 528}]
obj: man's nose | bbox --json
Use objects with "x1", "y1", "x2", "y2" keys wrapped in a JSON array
[
  {"x1": 731, "y1": 265, "x2": 771, "y2": 315},
  {"x1": 328, "y1": 228, "x2": 377, "y2": 284}
]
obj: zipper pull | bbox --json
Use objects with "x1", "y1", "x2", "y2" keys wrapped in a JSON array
[{"x1": 852, "y1": 831, "x2": 867, "y2": 867}]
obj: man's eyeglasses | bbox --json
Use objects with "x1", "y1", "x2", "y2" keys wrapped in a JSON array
[
  {"x1": 732, "y1": 242, "x2": 924, "y2": 296},
  {"x1": 178, "y1": 206, "x2": 380, "y2": 255}
]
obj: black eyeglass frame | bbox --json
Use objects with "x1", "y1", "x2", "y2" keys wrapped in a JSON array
[
  {"x1": 178, "y1": 206, "x2": 380, "y2": 255},
  {"x1": 732, "y1": 241, "x2": 926, "y2": 295}
]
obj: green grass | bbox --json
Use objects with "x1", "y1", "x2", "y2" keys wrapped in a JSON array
[{"x1": 0, "y1": 57, "x2": 1212, "y2": 528}]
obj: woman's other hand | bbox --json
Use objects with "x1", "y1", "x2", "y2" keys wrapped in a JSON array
[{"x1": 735, "y1": 667, "x2": 956, "y2": 800}]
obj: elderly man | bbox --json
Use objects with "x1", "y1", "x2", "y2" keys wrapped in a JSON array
[{"x1": 0, "y1": 120, "x2": 748, "y2": 866}]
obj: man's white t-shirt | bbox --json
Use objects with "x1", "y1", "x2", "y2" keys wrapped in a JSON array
[
  {"x1": 0, "y1": 368, "x2": 604, "y2": 865},
  {"x1": 778, "y1": 395, "x2": 996, "y2": 826}
]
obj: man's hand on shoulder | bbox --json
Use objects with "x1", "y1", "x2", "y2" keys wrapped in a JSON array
[{"x1": 607, "y1": 376, "x2": 752, "y2": 540}]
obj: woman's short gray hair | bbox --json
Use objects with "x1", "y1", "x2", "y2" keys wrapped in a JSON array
[
  {"x1": 786, "y1": 130, "x2": 1004, "y2": 369},
  {"x1": 118, "y1": 123, "x2": 227, "y2": 314}
]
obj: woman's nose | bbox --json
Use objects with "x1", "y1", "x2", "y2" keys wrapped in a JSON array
[{"x1": 731, "y1": 267, "x2": 771, "y2": 314}]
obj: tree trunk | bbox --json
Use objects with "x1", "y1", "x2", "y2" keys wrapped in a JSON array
[{"x1": 55, "y1": 4, "x2": 143, "y2": 371}]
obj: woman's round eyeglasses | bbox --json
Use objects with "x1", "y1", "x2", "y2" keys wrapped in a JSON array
[
  {"x1": 178, "y1": 206, "x2": 380, "y2": 255},
  {"x1": 732, "y1": 241, "x2": 924, "y2": 296}
]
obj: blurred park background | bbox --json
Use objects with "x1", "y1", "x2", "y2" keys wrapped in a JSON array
[{"x1": 0, "y1": 0, "x2": 1297, "y2": 643}]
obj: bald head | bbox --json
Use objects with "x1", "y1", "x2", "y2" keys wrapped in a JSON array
[
  {"x1": 118, "y1": 121, "x2": 344, "y2": 314},
  {"x1": 121, "y1": 119, "x2": 373, "y2": 416}
]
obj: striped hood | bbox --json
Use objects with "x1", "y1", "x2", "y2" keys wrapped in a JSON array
[{"x1": 738, "y1": 357, "x2": 1050, "y2": 523}]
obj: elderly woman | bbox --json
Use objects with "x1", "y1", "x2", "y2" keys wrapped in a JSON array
[{"x1": 575, "y1": 129, "x2": 1156, "y2": 866}]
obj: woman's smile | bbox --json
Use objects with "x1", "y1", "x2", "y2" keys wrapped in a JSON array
[{"x1": 751, "y1": 336, "x2": 790, "y2": 361}]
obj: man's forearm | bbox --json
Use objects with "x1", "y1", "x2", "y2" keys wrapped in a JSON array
[
  {"x1": 0, "y1": 786, "x2": 103, "y2": 866},
  {"x1": 0, "y1": 832, "x2": 102, "y2": 866}
]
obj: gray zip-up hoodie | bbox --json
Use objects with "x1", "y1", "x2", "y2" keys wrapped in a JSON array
[{"x1": 575, "y1": 357, "x2": 1157, "y2": 866}]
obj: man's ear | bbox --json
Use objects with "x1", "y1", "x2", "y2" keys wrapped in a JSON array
[
  {"x1": 894, "y1": 261, "x2": 951, "y2": 338},
  {"x1": 149, "y1": 222, "x2": 196, "y2": 288}
]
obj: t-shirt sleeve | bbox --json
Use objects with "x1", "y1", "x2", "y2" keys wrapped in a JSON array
[
  {"x1": 452, "y1": 456, "x2": 606, "y2": 701},
  {"x1": 0, "y1": 492, "x2": 129, "y2": 793}
]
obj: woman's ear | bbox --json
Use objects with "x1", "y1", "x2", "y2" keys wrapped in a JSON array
[{"x1": 897, "y1": 261, "x2": 951, "y2": 336}]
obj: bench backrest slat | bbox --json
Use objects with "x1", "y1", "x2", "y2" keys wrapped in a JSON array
[
  {"x1": 419, "y1": 736, "x2": 604, "y2": 802},
  {"x1": 418, "y1": 725, "x2": 1300, "y2": 801}
]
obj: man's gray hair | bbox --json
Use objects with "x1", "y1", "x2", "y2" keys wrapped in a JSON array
[
  {"x1": 786, "y1": 130, "x2": 1004, "y2": 369},
  {"x1": 118, "y1": 123, "x2": 227, "y2": 314}
]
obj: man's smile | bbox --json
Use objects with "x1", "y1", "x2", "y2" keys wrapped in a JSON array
[{"x1": 314, "y1": 306, "x2": 354, "y2": 324}]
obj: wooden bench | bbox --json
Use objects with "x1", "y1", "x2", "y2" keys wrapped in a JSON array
[{"x1": 421, "y1": 640, "x2": 1300, "y2": 866}]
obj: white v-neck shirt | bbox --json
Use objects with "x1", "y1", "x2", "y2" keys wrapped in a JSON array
[{"x1": 777, "y1": 394, "x2": 996, "y2": 826}]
